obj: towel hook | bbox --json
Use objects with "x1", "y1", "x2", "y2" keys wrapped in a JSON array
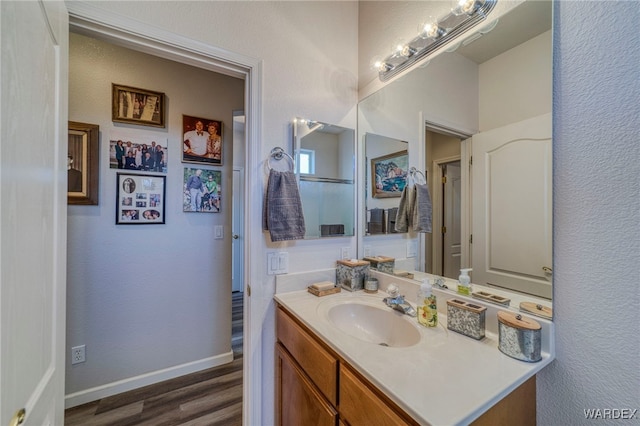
[
  {"x1": 409, "y1": 167, "x2": 426, "y2": 184},
  {"x1": 267, "y1": 147, "x2": 295, "y2": 171}
]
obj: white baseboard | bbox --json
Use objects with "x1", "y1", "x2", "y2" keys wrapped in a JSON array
[{"x1": 64, "y1": 351, "x2": 234, "y2": 409}]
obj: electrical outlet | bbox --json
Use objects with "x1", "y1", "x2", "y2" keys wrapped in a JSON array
[
  {"x1": 364, "y1": 245, "x2": 372, "y2": 257},
  {"x1": 71, "y1": 345, "x2": 86, "y2": 364}
]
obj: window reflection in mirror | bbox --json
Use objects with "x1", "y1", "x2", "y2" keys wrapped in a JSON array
[
  {"x1": 293, "y1": 119, "x2": 356, "y2": 239},
  {"x1": 357, "y1": 0, "x2": 553, "y2": 308}
]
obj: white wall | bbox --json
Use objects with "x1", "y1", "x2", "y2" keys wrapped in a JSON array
[
  {"x1": 479, "y1": 30, "x2": 552, "y2": 131},
  {"x1": 66, "y1": 32, "x2": 244, "y2": 398},
  {"x1": 67, "y1": 1, "x2": 358, "y2": 422}
]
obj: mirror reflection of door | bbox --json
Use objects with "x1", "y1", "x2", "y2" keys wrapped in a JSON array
[
  {"x1": 471, "y1": 113, "x2": 552, "y2": 299},
  {"x1": 442, "y1": 161, "x2": 462, "y2": 279},
  {"x1": 426, "y1": 127, "x2": 466, "y2": 279}
]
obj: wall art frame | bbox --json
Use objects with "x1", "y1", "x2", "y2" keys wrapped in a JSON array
[
  {"x1": 371, "y1": 150, "x2": 409, "y2": 198},
  {"x1": 182, "y1": 114, "x2": 223, "y2": 165},
  {"x1": 183, "y1": 167, "x2": 222, "y2": 213},
  {"x1": 68, "y1": 121, "x2": 99, "y2": 205},
  {"x1": 112, "y1": 83, "x2": 165, "y2": 128},
  {"x1": 116, "y1": 173, "x2": 166, "y2": 224}
]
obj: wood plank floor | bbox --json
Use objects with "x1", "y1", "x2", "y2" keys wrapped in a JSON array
[{"x1": 65, "y1": 292, "x2": 244, "y2": 426}]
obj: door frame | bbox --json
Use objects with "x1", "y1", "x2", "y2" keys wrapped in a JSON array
[{"x1": 66, "y1": 4, "x2": 263, "y2": 424}]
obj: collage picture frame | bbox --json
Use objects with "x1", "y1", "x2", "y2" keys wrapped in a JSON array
[{"x1": 116, "y1": 173, "x2": 166, "y2": 224}]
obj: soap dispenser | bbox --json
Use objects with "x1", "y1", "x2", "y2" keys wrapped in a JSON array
[
  {"x1": 457, "y1": 268, "x2": 472, "y2": 296},
  {"x1": 417, "y1": 279, "x2": 437, "y2": 327}
]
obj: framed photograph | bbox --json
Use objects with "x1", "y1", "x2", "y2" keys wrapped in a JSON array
[
  {"x1": 182, "y1": 115, "x2": 223, "y2": 165},
  {"x1": 371, "y1": 150, "x2": 409, "y2": 198},
  {"x1": 112, "y1": 83, "x2": 165, "y2": 128},
  {"x1": 116, "y1": 173, "x2": 166, "y2": 224},
  {"x1": 183, "y1": 167, "x2": 222, "y2": 213},
  {"x1": 109, "y1": 134, "x2": 168, "y2": 173},
  {"x1": 68, "y1": 121, "x2": 99, "y2": 205}
]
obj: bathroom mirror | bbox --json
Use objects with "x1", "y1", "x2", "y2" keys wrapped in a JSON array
[
  {"x1": 358, "y1": 1, "x2": 553, "y2": 306},
  {"x1": 364, "y1": 133, "x2": 408, "y2": 235},
  {"x1": 293, "y1": 118, "x2": 356, "y2": 239}
]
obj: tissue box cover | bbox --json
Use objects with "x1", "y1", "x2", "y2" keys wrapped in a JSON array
[
  {"x1": 446, "y1": 299, "x2": 487, "y2": 340},
  {"x1": 336, "y1": 259, "x2": 370, "y2": 292},
  {"x1": 363, "y1": 256, "x2": 395, "y2": 274}
]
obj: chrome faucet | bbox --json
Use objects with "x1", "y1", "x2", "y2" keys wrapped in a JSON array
[
  {"x1": 383, "y1": 284, "x2": 416, "y2": 317},
  {"x1": 433, "y1": 276, "x2": 448, "y2": 290}
]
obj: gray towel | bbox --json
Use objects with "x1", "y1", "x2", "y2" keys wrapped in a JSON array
[
  {"x1": 413, "y1": 183, "x2": 432, "y2": 233},
  {"x1": 395, "y1": 185, "x2": 416, "y2": 232},
  {"x1": 262, "y1": 169, "x2": 306, "y2": 241}
]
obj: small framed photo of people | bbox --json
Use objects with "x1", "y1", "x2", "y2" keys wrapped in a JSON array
[
  {"x1": 183, "y1": 167, "x2": 222, "y2": 213},
  {"x1": 112, "y1": 83, "x2": 165, "y2": 128},
  {"x1": 68, "y1": 121, "x2": 99, "y2": 205},
  {"x1": 116, "y1": 173, "x2": 166, "y2": 224},
  {"x1": 182, "y1": 115, "x2": 223, "y2": 166},
  {"x1": 109, "y1": 134, "x2": 168, "y2": 173}
]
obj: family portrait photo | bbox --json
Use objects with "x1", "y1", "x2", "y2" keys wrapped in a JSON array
[
  {"x1": 183, "y1": 167, "x2": 222, "y2": 213},
  {"x1": 109, "y1": 135, "x2": 168, "y2": 174},
  {"x1": 182, "y1": 115, "x2": 223, "y2": 165}
]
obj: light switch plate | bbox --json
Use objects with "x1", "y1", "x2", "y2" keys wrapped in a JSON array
[
  {"x1": 407, "y1": 241, "x2": 417, "y2": 258},
  {"x1": 214, "y1": 225, "x2": 224, "y2": 239},
  {"x1": 267, "y1": 252, "x2": 289, "y2": 275}
]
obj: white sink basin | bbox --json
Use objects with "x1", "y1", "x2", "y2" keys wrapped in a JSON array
[{"x1": 326, "y1": 302, "x2": 421, "y2": 347}]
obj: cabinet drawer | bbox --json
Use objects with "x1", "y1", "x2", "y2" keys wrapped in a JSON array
[
  {"x1": 277, "y1": 344, "x2": 338, "y2": 426},
  {"x1": 277, "y1": 307, "x2": 338, "y2": 405},
  {"x1": 339, "y1": 365, "x2": 414, "y2": 426}
]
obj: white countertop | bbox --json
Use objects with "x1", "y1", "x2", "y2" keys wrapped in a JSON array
[{"x1": 274, "y1": 287, "x2": 554, "y2": 425}]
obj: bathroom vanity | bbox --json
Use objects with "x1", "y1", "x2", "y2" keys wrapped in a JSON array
[{"x1": 274, "y1": 283, "x2": 554, "y2": 425}]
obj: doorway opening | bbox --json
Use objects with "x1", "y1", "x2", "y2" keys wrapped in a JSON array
[
  {"x1": 67, "y1": 7, "x2": 261, "y2": 423},
  {"x1": 424, "y1": 125, "x2": 469, "y2": 279}
]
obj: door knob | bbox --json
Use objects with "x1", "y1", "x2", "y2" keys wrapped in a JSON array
[
  {"x1": 232, "y1": 234, "x2": 239, "y2": 240},
  {"x1": 542, "y1": 266, "x2": 552, "y2": 274},
  {"x1": 9, "y1": 409, "x2": 26, "y2": 426}
]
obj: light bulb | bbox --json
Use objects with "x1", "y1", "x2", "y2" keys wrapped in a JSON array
[
  {"x1": 452, "y1": 0, "x2": 482, "y2": 16},
  {"x1": 370, "y1": 56, "x2": 393, "y2": 73},
  {"x1": 419, "y1": 21, "x2": 445, "y2": 39}
]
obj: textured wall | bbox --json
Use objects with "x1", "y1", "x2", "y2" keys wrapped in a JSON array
[{"x1": 537, "y1": 1, "x2": 640, "y2": 423}]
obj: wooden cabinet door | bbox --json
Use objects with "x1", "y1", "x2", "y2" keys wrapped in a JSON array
[
  {"x1": 339, "y1": 365, "x2": 414, "y2": 426},
  {"x1": 277, "y1": 307, "x2": 338, "y2": 404},
  {"x1": 277, "y1": 344, "x2": 337, "y2": 426}
]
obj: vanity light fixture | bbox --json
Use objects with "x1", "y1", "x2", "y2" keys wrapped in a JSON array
[{"x1": 375, "y1": 0, "x2": 497, "y2": 82}]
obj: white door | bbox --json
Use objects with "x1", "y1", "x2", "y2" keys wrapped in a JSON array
[
  {"x1": 443, "y1": 162, "x2": 462, "y2": 279},
  {"x1": 471, "y1": 113, "x2": 552, "y2": 299},
  {"x1": 1, "y1": 2, "x2": 68, "y2": 426},
  {"x1": 231, "y1": 168, "x2": 245, "y2": 292}
]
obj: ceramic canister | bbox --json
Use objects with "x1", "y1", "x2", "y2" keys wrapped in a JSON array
[{"x1": 497, "y1": 311, "x2": 542, "y2": 362}]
